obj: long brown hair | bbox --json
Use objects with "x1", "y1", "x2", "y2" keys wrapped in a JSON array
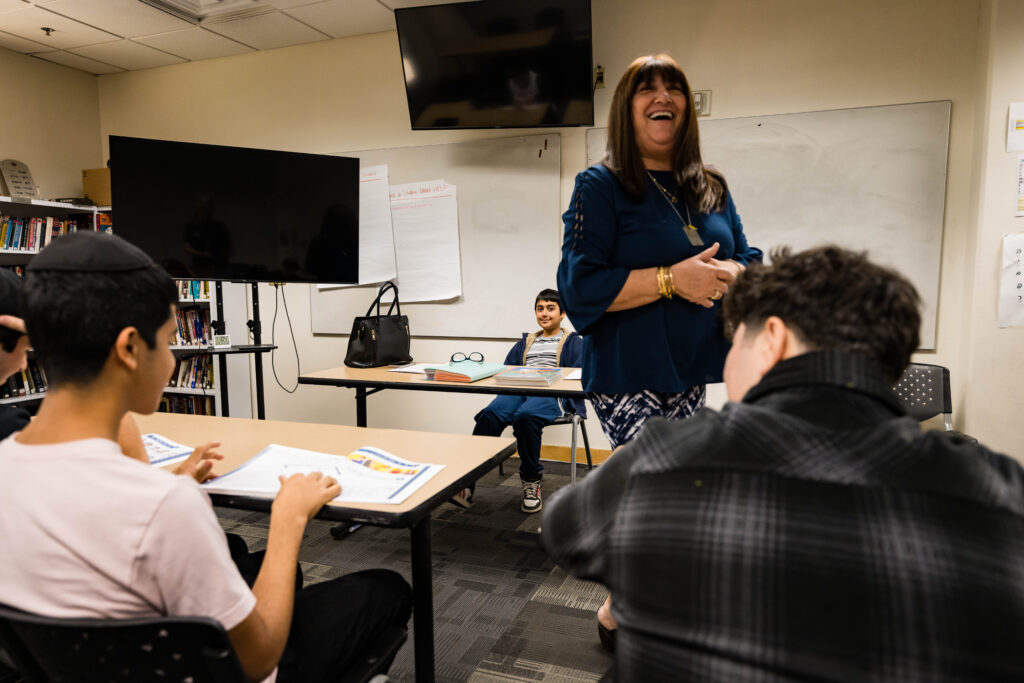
[{"x1": 603, "y1": 54, "x2": 726, "y2": 214}]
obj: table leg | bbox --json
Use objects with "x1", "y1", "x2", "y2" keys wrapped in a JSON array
[
  {"x1": 411, "y1": 517, "x2": 435, "y2": 683},
  {"x1": 356, "y1": 387, "x2": 368, "y2": 428}
]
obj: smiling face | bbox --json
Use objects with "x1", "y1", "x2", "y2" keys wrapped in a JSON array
[
  {"x1": 535, "y1": 299, "x2": 564, "y2": 336},
  {"x1": 631, "y1": 73, "x2": 687, "y2": 169}
]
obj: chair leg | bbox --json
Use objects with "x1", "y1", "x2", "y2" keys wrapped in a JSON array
[
  {"x1": 580, "y1": 419, "x2": 593, "y2": 470},
  {"x1": 569, "y1": 414, "x2": 580, "y2": 485}
]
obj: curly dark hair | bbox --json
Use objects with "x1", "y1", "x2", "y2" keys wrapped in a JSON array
[{"x1": 721, "y1": 246, "x2": 921, "y2": 382}]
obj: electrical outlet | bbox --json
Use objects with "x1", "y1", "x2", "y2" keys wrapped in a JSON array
[
  {"x1": 594, "y1": 65, "x2": 605, "y2": 89},
  {"x1": 693, "y1": 90, "x2": 711, "y2": 117}
]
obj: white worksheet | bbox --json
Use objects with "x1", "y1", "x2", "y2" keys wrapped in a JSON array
[
  {"x1": 203, "y1": 444, "x2": 444, "y2": 504},
  {"x1": 143, "y1": 433, "x2": 193, "y2": 467}
]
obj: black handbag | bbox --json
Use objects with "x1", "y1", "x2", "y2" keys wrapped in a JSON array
[{"x1": 344, "y1": 281, "x2": 413, "y2": 368}]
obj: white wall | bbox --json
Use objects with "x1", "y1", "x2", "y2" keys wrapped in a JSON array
[
  {"x1": 0, "y1": 49, "x2": 101, "y2": 198},
  {"x1": 84, "y1": 0, "x2": 1020, "y2": 457},
  {"x1": 959, "y1": 0, "x2": 1024, "y2": 454}
]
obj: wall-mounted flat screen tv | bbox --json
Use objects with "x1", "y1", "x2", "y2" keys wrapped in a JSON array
[
  {"x1": 109, "y1": 135, "x2": 359, "y2": 284},
  {"x1": 395, "y1": 0, "x2": 593, "y2": 130}
]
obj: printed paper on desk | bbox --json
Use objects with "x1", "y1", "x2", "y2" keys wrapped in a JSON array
[
  {"x1": 202, "y1": 444, "x2": 444, "y2": 504},
  {"x1": 998, "y1": 233, "x2": 1024, "y2": 327},
  {"x1": 143, "y1": 433, "x2": 193, "y2": 467},
  {"x1": 318, "y1": 164, "x2": 397, "y2": 290},
  {"x1": 389, "y1": 180, "x2": 461, "y2": 303},
  {"x1": 565, "y1": 369, "x2": 583, "y2": 380},
  {"x1": 387, "y1": 363, "x2": 441, "y2": 374}
]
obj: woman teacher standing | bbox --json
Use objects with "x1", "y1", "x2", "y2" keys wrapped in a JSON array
[{"x1": 557, "y1": 53, "x2": 762, "y2": 450}]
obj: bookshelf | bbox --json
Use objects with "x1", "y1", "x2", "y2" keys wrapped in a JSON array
[{"x1": 0, "y1": 198, "x2": 274, "y2": 418}]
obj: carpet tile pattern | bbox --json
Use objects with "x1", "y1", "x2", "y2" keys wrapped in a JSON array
[{"x1": 215, "y1": 462, "x2": 613, "y2": 682}]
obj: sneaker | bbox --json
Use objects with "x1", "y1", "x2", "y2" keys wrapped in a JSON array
[
  {"x1": 449, "y1": 487, "x2": 473, "y2": 509},
  {"x1": 521, "y1": 479, "x2": 542, "y2": 513}
]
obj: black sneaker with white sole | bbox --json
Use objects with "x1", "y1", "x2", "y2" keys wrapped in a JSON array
[{"x1": 521, "y1": 479, "x2": 542, "y2": 513}]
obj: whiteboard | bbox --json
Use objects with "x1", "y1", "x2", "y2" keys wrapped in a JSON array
[
  {"x1": 311, "y1": 134, "x2": 560, "y2": 338},
  {"x1": 586, "y1": 101, "x2": 950, "y2": 348}
]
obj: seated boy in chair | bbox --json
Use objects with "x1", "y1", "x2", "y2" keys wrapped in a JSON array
[
  {"x1": 455, "y1": 288, "x2": 584, "y2": 513},
  {"x1": 0, "y1": 232, "x2": 411, "y2": 683}
]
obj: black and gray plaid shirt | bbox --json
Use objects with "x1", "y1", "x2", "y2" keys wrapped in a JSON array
[{"x1": 543, "y1": 351, "x2": 1024, "y2": 682}]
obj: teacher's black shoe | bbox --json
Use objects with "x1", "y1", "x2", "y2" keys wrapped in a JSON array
[{"x1": 598, "y1": 621, "x2": 617, "y2": 653}]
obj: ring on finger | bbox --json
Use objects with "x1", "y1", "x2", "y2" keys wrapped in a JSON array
[{"x1": 711, "y1": 290, "x2": 722, "y2": 301}]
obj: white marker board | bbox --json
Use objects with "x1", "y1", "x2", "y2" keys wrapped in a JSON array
[
  {"x1": 310, "y1": 134, "x2": 560, "y2": 339},
  {"x1": 586, "y1": 101, "x2": 950, "y2": 348}
]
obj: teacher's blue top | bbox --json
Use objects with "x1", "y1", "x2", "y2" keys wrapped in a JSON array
[{"x1": 557, "y1": 164, "x2": 763, "y2": 394}]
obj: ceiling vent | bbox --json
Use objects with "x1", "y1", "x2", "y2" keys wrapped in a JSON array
[{"x1": 138, "y1": 0, "x2": 276, "y2": 25}]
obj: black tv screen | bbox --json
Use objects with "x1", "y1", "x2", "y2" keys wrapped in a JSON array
[
  {"x1": 395, "y1": 0, "x2": 593, "y2": 130},
  {"x1": 108, "y1": 136, "x2": 359, "y2": 284}
]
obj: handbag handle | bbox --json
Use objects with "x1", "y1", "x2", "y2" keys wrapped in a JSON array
[{"x1": 364, "y1": 281, "x2": 401, "y2": 318}]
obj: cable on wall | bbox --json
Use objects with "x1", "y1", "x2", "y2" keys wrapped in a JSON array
[{"x1": 270, "y1": 283, "x2": 301, "y2": 393}]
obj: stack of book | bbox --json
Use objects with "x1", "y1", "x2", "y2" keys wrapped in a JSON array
[
  {"x1": 174, "y1": 307, "x2": 212, "y2": 346},
  {"x1": 494, "y1": 367, "x2": 563, "y2": 387},
  {"x1": 168, "y1": 355, "x2": 214, "y2": 390},
  {"x1": 0, "y1": 214, "x2": 81, "y2": 252},
  {"x1": 425, "y1": 360, "x2": 506, "y2": 383},
  {"x1": 0, "y1": 358, "x2": 47, "y2": 398}
]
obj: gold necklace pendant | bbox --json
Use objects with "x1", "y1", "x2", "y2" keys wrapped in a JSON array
[{"x1": 647, "y1": 171, "x2": 704, "y2": 246}]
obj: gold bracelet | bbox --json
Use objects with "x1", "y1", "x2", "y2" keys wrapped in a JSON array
[
  {"x1": 657, "y1": 266, "x2": 673, "y2": 299},
  {"x1": 665, "y1": 266, "x2": 675, "y2": 296}
]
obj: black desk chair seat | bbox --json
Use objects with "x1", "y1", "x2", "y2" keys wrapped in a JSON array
[
  {"x1": 0, "y1": 603, "x2": 406, "y2": 683},
  {"x1": 498, "y1": 402, "x2": 593, "y2": 484}
]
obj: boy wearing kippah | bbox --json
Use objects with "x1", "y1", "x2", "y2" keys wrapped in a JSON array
[{"x1": 0, "y1": 232, "x2": 411, "y2": 683}]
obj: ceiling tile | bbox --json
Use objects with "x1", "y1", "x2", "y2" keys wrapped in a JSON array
[
  {"x1": 135, "y1": 26, "x2": 252, "y2": 61},
  {"x1": 263, "y1": 0, "x2": 322, "y2": 9},
  {"x1": 379, "y1": 0, "x2": 476, "y2": 9},
  {"x1": 0, "y1": 28, "x2": 50, "y2": 52},
  {"x1": 202, "y1": 11, "x2": 327, "y2": 50},
  {"x1": 0, "y1": 5, "x2": 119, "y2": 49},
  {"x1": 284, "y1": 0, "x2": 393, "y2": 38},
  {"x1": 43, "y1": 0, "x2": 194, "y2": 39},
  {"x1": 0, "y1": 0, "x2": 30, "y2": 15},
  {"x1": 33, "y1": 49, "x2": 122, "y2": 73},
  {"x1": 70, "y1": 37, "x2": 187, "y2": 69}
]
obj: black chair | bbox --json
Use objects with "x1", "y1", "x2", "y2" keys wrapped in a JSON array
[
  {"x1": 0, "y1": 603, "x2": 406, "y2": 683},
  {"x1": 893, "y1": 362, "x2": 976, "y2": 443},
  {"x1": 893, "y1": 362, "x2": 954, "y2": 430},
  {"x1": 498, "y1": 401, "x2": 593, "y2": 484}
]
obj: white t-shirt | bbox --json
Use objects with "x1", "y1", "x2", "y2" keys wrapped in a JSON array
[{"x1": 0, "y1": 435, "x2": 256, "y2": 631}]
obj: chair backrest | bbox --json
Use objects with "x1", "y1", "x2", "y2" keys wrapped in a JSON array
[
  {"x1": 0, "y1": 603, "x2": 247, "y2": 683},
  {"x1": 892, "y1": 362, "x2": 953, "y2": 427}
]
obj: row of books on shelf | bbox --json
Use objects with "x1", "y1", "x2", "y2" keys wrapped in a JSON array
[
  {"x1": 159, "y1": 394, "x2": 215, "y2": 416},
  {"x1": 178, "y1": 280, "x2": 211, "y2": 301},
  {"x1": 0, "y1": 215, "x2": 86, "y2": 252},
  {"x1": 169, "y1": 355, "x2": 214, "y2": 390},
  {"x1": 175, "y1": 307, "x2": 212, "y2": 346},
  {"x1": 1, "y1": 359, "x2": 47, "y2": 399}
]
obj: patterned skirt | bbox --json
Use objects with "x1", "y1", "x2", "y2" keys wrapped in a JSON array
[{"x1": 587, "y1": 385, "x2": 706, "y2": 450}]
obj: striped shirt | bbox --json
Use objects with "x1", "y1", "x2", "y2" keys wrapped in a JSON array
[{"x1": 525, "y1": 333, "x2": 562, "y2": 368}]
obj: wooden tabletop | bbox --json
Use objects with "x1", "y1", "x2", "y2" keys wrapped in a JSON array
[
  {"x1": 136, "y1": 411, "x2": 515, "y2": 527},
  {"x1": 298, "y1": 365, "x2": 586, "y2": 398}
]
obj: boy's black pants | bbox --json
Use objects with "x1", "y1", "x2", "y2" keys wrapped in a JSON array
[{"x1": 227, "y1": 532, "x2": 413, "y2": 682}]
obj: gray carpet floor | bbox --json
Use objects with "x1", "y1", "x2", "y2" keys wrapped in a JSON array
[{"x1": 215, "y1": 460, "x2": 613, "y2": 683}]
